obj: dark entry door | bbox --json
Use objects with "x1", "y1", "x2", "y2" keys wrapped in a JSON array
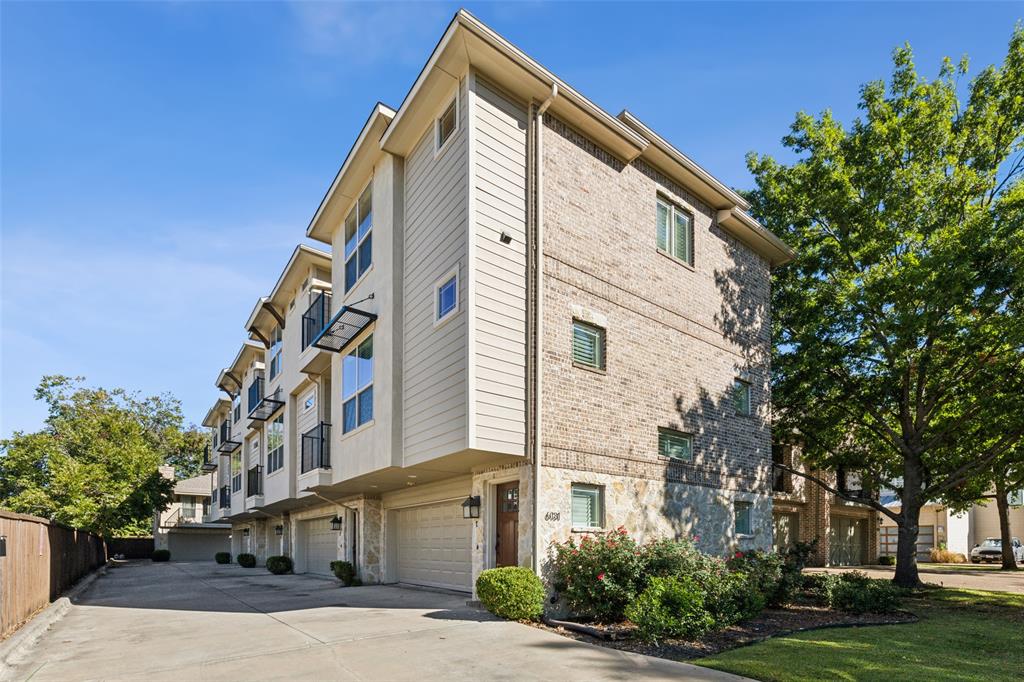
[{"x1": 495, "y1": 481, "x2": 520, "y2": 567}]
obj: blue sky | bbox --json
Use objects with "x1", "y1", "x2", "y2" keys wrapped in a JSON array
[{"x1": 1, "y1": 1, "x2": 1020, "y2": 436}]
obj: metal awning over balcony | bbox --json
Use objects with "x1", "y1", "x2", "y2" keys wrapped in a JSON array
[
  {"x1": 311, "y1": 306, "x2": 376, "y2": 353},
  {"x1": 216, "y1": 421, "x2": 241, "y2": 453},
  {"x1": 247, "y1": 376, "x2": 284, "y2": 421}
]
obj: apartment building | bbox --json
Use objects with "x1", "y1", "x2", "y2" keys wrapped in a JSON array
[
  {"x1": 202, "y1": 10, "x2": 793, "y2": 593},
  {"x1": 152, "y1": 466, "x2": 230, "y2": 560}
]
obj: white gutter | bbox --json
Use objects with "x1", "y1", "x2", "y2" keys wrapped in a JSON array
[{"x1": 532, "y1": 83, "x2": 558, "y2": 575}]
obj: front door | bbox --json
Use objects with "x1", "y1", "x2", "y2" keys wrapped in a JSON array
[{"x1": 495, "y1": 481, "x2": 520, "y2": 567}]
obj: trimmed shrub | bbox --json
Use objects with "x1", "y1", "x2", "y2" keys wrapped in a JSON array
[
  {"x1": 215, "y1": 552, "x2": 231, "y2": 564},
  {"x1": 625, "y1": 575, "x2": 714, "y2": 643},
  {"x1": 266, "y1": 556, "x2": 293, "y2": 575},
  {"x1": 151, "y1": 549, "x2": 171, "y2": 562},
  {"x1": 929, "y1": 548, "x2": 966, "y2": 563},
  {"x1": 330, "y1": 560, "x2": 357, "y2": 585},
  {"x1": 877, "y1": 555, "x2": 896, "y2": 566},
  {"x1": 551, "y1": 528, "x2": 647, "y2": 622},
  {"x1": 237, "y1": 553, "x2": 257, "y2": 568},
  {"x1": 816, "y1": 571, "x2": 905, "y2": 614},
  {"x1": 476, "y1": 567, "x2": 545, "y2": 621},
  {"x1": 727, "y1": 550, "x2": 785, "y2": 607}
]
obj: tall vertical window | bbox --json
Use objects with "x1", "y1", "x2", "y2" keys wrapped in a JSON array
[
  {"x1": 656, "y1": 197, "x2": 694, "y2": 265},
  {"x1": 268, "y1": 326, "x2": 283, "y2": 380},
  {"x1": 571, "y1": 484, "x2": 603, "y2": 528},
  {"x1": 436, "y1": 97, "x2": 457, "y2": 151},
  {"x1": 734, "y1": 378, "x2": 752, "y2": 415},
  {"x1": 182, "y1": 495, "x2": 196, "y2": 519},
  {"x1": 231, "y1": 453, "x2": 242, "y2": 492},
  {"x1": 344, "y1": 185, "x2": 372, "y2": 292},
  {"x1": 267, "y1": 415, "x2": 284, "y2": 473},
  {"x1": 734, "y1": 501, "x2": 753, "y2": 535},
  {"x1": 232, "y1": 396, "x2": 240, "y2": 422},
  {"x1": 572, "y1": 320, "x2": 605, "y2": 370},
  {"x1": 342, "y1": 335, "x2": 374, "y2": 433}
]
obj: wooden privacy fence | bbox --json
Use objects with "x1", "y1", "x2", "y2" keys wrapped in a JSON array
[{"x1": 0, "y1": 510, "x2": 107, "y2": 639}]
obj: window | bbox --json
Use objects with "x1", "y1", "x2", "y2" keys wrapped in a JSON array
[
  {"x1": 435, "y1": 270, "x2": 458, "y2": 324},
  {"x1": 436, "y1": 97, "x2": 457, "y2": 151},
  {"x1": 342, "y1": 335, "x2": 374, "y2": 433},
  {"x1": 344, "y1": 185, "x2": 373, "y2": 292},
  {"x1": 267, "y1": 415, "x2": 284, "y2": 473},
  {"x1": 656, "y1": 197, "x2": 694, "y2": 265},
  {"x1": 572, "y1": 320, "x2": 605, "y2": 370},
  {"x1": 571, "y1": 484, "x2": 603, "y2": 528},
  {"x1": 302, "y1": 389, "x2": 316, "y2": 414},
  {"x1": 268, "y1": 326, "x2": 283, "y2": 380},
  {"x1": 734, "y1": 501, "x2": 753, "y2": 535},
  {"x1": 182, "y1": 495, "x2": 196, "y2": 519},
  {"x1": 658, "y1": 428, "x2": 693, "y2": 461},
  {"x1": 772, "y1": 444, "x2": 791, "y2": 493},
  {"x1": 231, "y1": 452, "x2": 242, "y2": 493},
  {"x1": 733, "y1": 378, "x2": 752, "y2": 415},
  {"x1": 1009, "y1": 489, "x2": 1024, "y2": 507},
  {"x1": 212, "y1": 488, "x2": 218, "y2": 504},
  {"x1": 232, "y1": 396, "x2": 240, "y2": 423}
]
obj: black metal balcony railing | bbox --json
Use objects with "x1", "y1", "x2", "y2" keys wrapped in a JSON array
[
  {"x1": 301, "y1": 422, "x2": 331, "y2": 473},
  {"x1": 247, "y1": 376, "x2": 284, "y2": 421},
  {"x1": 219, "y1": 485, "x2": 231, "y2": 509},
  {"x1": 246, "y1": 465, "x2": 264, "y2": 497},
  {"x1": 302, "y1": 291, "x2": 332, "y2": 350},
  {"x1": 201, "y1": 444, "x2": 217, "y2": 472},
  {"x1": 216, "y1": 421, "x2": 241, "y2": 453}
]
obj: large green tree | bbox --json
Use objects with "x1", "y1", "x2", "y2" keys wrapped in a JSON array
[
  {"x1": 748, "y1": 28, "x2": 1024, "y2": 586},
  {"x1": 0, "y1": 376, "x2": 204, "y2": 536}
]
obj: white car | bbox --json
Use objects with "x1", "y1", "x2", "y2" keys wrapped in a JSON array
[{"x1": 970, "y1": 537, "x2": 1024, "y2": 563}]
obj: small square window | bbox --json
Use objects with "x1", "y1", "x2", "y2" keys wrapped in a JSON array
[
  {"x1": 571, "y1": 484, "x2": 603, "y2": 527},
  {"x1": 734, "y1": 501, "x2": 753, "y2": 535},
  {"x1": 435, "y1": 271, "x2": 458, "y2": 323},
  {"x1": 658, "y1": 428, "x2": 693, "y2": 461},
  {"x1": 733, "y1": 378, "x2": 752, "y2": 416},
  {"x1": 437, "y1": 98, "x2": 457, "y2": 151},
  {"x1": 572, "y1": 320, "x2": 605, "y2": 370}
]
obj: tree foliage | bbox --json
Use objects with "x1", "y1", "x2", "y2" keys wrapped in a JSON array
[
  {"x1": 748, "y1": 27, "x2": 1024, "y2": 585},
  {"x1": 0, "y1": 376, "x2": 204, "y2": 536}
]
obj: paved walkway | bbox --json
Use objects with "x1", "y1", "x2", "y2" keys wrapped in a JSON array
[
  {"x1": 808, "y1": 564, "x2": 1024, "y2": 593},
  {"x1": 3, "y1": 561, "x2": 743, "y2": 681}
]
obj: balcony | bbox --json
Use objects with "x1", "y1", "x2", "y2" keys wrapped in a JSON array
[
  {"x1": 247, "y1": 376, "x2": 284, "y2": 421},
  {"x1": 301, "y1": 422, "x2": 331, "y2": 473},
  {"x1": 311, "y1": 304, "x2": 377, "y2": 354},
  {"x1": 246, "y1": 465, "x2": 264, "y2": 498},
  {"x1": 201, "y1": 444, "x2": 217, "y2": 472},
  {"x1": 219, "y1": 485, "x2": 231, "y2": 509},
  {"x1": 300, "y1": 292, "x2": 334, "y2": 375},
  {"x1": 216, "y1": 421, "x2": 241, "y2": 454}
]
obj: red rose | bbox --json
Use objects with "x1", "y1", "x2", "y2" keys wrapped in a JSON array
[
  {"x1": 735, "y1": 551, "x2": 744, "y2": 558},
  {"x1": 597, "y1": 572, "x2": 605, "y2": 581}
]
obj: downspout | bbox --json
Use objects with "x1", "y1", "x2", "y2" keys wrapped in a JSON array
[{"x1": 532, "y1": 83, "x2": 558, "y2": 575}]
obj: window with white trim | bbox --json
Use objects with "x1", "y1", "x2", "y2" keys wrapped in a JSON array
[
  {"x1": 572, "y1": 320, "x2": 605, "y2": 370},
  {"x1": 344, "y1": 185, "x2": 372, "y2": 292},
  {"x1": 302, "y1": 389, "x2": 316, "y2": 414},
  {"x1": 656, "y1": 196, "x2": 694, "y2": 265},
  {"x1": 734, "y1": 501, "x2": 753, "y2": 535},
  {"x1": 434, "y1": 270, "x2": 459, "y2": 324},
  {"x1": 342, "y1": 335, "x2": 373, "y2": 433},
  {"x1": 232, "y1": 396, "x2": 240, "y2": 423},
  {"x1": 571, "y1": 484, "x2": 603, "y2": 528},
  {"x1": 268, "y1": 325, "x2": 283, "y2": 380},
  {"x1": 267, "y1": 415, "x2": 284, "y2": 473},
  {"x1": 436, "y1": 97, "x2": 457, "y2": 151},
  {"x1": 733, "y1": 378, "x2": 752, "y2": 416},
  {"x1": 658, "y1": 428, "x2": 693, "y2": 461},
  {"x1": 231, "y1": 452, "x2": 242, "y2": 493}
]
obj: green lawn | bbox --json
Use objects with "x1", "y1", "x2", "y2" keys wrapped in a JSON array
[{"x1": 695, "y1": 589, "x2": 1024, "y2": 682}]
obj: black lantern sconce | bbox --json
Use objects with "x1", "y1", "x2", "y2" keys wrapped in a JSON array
[
  {"x1": 461, "y1": 495, "x2": 481, "y2": 519},
  {"x1": 275, "y1": 524, "x2": 284, "y2": 536},
  {"x1": 242, "y1": 528, "x2": 250, "y2": 537},
  {"x1": 330, "y1": 514, "x2": 343, "y2": 531}
]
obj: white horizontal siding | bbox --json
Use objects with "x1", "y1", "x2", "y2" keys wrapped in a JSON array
[{"x1": 472, "y1": 78, "x2": 527, "y2": 455}]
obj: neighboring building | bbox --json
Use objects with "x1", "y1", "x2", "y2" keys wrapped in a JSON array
[
  {"x1": 879, "y1": 492, "x2": 1024, "y2": 561},
  {"x1": 202, "y1": 10, "x2": 792, "y2": 593},
  {"x1": 771, "y1": 444, "x2": 878, "y2": 566},
  {"x1": 152, "y1": 466, "x2": 230, "y2": 560}
]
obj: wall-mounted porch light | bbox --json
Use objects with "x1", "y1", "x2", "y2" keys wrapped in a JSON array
[
  {"x1": 275, "y1": 524, "x2": 284, "y2": 536},
  {"x1": 462, "y1": 495, "x2": 481, "y2": 519},
  {"x1": 330, "y1": 514, "x2": 343, "y2": 531}
]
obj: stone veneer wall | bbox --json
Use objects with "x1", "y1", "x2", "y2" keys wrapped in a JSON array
[
  {"x1": 536, "y1": 113, "x2": 774, "y2": 561},
  {"x1": 470, "y1": 462, "x2": 534, "y2": 584}
]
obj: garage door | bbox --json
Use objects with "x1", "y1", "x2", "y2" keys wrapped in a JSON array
[
  {"x1": 167, "y1": 531, "x2": 230, "y2": 561},
  {"x1": 828, "y1": 516, "x2": 866, "y2": 566},
  {"x1": 396, "y1": 501, "x2": 472, "y2": 592},
  {"x1": 916, "y1": 525, "x2": 935, "y2": 561},
  {"x1": 879, "y1": 525, "x2": 934, "y2": 561},
  {"x1": 301, "y1": 517, "x2": 338, "y2": 576}
]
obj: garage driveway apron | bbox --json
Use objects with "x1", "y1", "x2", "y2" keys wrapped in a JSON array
[{"x1": 3, "y1": 561, "x2": 745, "y2": 681}]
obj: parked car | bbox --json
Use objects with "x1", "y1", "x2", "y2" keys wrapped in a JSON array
[{"x1": 970, "y1": 537, "x2": 1024, "y2": 563}]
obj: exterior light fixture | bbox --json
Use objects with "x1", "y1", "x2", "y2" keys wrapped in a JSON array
[
  {"x1": 243, "y1": 528, "x2": 250, "y2": 537},
  {"x1": 275, "y1": 524, "x2": 284, "y2": 536},
  {"x1": 330, "y1": 515, "x2": 343, "y2": 531},
  {"x1": 499, "y1": 231, "x2": 512, "y2": 244},
  {"x1": 462, "y1": 495, "x2": 481, "y2": 519}
]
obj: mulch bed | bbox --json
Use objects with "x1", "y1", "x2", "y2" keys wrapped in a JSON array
[{"x1": 534, "y1": 605, "x2": 917, "y2": 661}]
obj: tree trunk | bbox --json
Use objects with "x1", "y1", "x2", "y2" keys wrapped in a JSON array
[
  {"x1": 892, "y1": 506, "x2": 923, "y2": 587},
  {"x1": 994, "y1": 478, "x2": 1017, "y2": 570}
]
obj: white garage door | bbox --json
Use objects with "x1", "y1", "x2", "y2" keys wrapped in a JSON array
[
  {"x1": 301, "y1": 517, "x2": 338, "y2": 576},
  {"x1": 396, "y1": 500, "x2": 472, "y2": 592}
]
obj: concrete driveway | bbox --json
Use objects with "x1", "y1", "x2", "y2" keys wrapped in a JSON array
[
  {"x1": 808, "y1": 564, "x2": 1024, "y2": 593},
  {"x1": 3, "y1": 561, "x2": 742, "y2": 681}
]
